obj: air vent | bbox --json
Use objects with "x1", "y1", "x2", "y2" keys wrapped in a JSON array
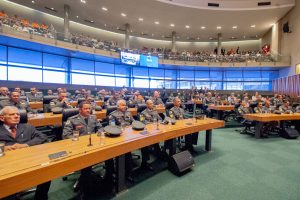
[
  {"x1": 44, "y1": 7, "x2": 57, "y2": 12},
  {"x1": 208, "y1": 3, "x2": 219, "y2": 7},
  {"x1": 258, "y1": 2, "x2": 271, "y2": 6}
]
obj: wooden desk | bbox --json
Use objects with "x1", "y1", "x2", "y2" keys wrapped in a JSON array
[
  {"x1": 208, "y1": 105, "x2": 235, "y2": 120},
  {"x1": 0, "y1": 118, "x2": 224, "y2": 198},
  {"x1": 243, "y1": 113, "x2": 300, "y2": 138},
  {"x1": 29, "y1": 102, "x2": 43, "y2": 109}
]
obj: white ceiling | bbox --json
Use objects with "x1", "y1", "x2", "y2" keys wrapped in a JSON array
[{"x1": 8, "y1": 0, "x2": 295, "y2": 42}]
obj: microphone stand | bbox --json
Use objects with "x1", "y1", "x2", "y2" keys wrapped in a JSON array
[{"x1": 87, "y1": 130, "x2": 93, "y2": 147}]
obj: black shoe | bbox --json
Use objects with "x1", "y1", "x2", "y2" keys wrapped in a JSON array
[
  {"x1": 126, "y1": 174, "x2": 134, "y2": 183},
  {"x1": 141, "y1": 162, "x2": 154, "y2": 171}
]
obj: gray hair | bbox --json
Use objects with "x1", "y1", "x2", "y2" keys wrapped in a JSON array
[
  {"x1": 0, "y1": 106, "x2": 19, "y2": 115},
  {"x1": 117, "y1": 99, "x2": 126, "y2": 107}
]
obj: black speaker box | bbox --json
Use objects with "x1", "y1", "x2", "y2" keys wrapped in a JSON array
[
  {"x1": 168, "y1": 150, "x2": 195, "y2": 176},
  {"x1": 280, "y1": 128, "x2": 299, "y2": 139}
]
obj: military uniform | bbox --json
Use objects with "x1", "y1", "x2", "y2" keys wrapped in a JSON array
[
  {"x1": 169, "y1": 106, "x2": 199, "y2": 152},
  {"x1": 106, "y1": 97, "x2": 120, "y2": 107},
  {"x1": 49, "y1": 99, "x2": 72, "y2": 109},
  {"x1": 63, "y1": 114, "x2": 102, "y2": 139},
  {"x1": 108, "y1": 110, "x2": 134, "y2": 126},
  {"x1": 96, "y1": 94, "x2": 105, "y2": 101},
  {"x1": 128, "y1": 96, "x2": 145, "y2": 107},
  {"x1": 26, "y1": 93, "x2": 43, "y2": 102},
  {"x1": 278, "y1": 105, "x2": 293, "y2": 114},
  {"x1": 74, "y1": 93, "x2": 86, "y2": 100},
  {"x1": 238, "y1": 106, "x2": 251, "y2": 115},
  {"x1": 0, "y1": 99, "x2": 33, "y2": 113},
  {"x1": 140, "y1": 108, "x2": 162, "y2": 124},
  {"x1": 149, "y1": 97, "x2": 164, "y2": 106},
  {"x1": 254, "y1": 106, "x2": 263, "y2": 113},
  {"x1": 262, "y1": 106, "x2": 275, "y2": 113},
  {"x1": 295, "y1": 105, "x2": 300, "y2": 113}
]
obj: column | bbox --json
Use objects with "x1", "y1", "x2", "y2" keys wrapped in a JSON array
[
  {"x1": 124, "y1": 23, "x2": 130, "y2": 49},
  {"x1": 64, "y1": 4, "x2": 70, "y2": 40},
  {"x1": 217, "y1": 33, "x2": 222, "y2": 55},
  {"x1": 171, "y1": 31, "x2": 176, "y2": 52}
]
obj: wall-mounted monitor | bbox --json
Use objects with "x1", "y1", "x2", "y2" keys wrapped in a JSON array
[
  {"x1": 140, "y1": 55, "x2": 158, "y2": 68},
  {"x1": 120, "y1": 52, "x2": 140, "y2": 66}
]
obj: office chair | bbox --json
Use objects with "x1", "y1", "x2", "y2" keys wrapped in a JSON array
[
  {"x1": 76, "y1": 98, "x2": 86, "y2": 107},
  {"x1": 19, "y1": 109, "x2": 28, "y2": 123},
  {"x1": 104, "y1": 95, "x2": 112, "y2": 102},
  {"x1": 43, "y1": 95, "x2": 58, "y2": 113},
  {"x1": 125, "y1": 95, "x2": 133, "y2": 101},
  {"x1": 164, "y1": 102, "x2": 174, "y2": 117}
]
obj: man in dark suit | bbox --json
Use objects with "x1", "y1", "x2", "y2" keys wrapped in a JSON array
[{"x1": 0, "y1": 106, "x2": 50, "y2": 200}]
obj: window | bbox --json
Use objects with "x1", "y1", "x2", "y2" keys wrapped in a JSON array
[
  {"x1": 209, "y1": 71, "x2": 223, "y2": 81},
  {"x1": 0, "y1": 45, "x2": 7, "y2": 65},
  {"x1": 8, "y1": 47, "x2": 42, "y2": 68},
  {"x1": 0, "y1": 65, "x2": 7, "y2": 80},
  {"x1": 115, "y1": 65, "x2": 131, "y2": 77},
  {"x1": 224, "y1": 71, "x2": 242, "y2": 81},
  {"x1": 95, "y1": 76, "x2": 115, "y2": 86},
  {"x1": 195, "y1": 82, "x2": 210, "y2": 89},
  {"x1": 261, "y1": 82, "x2": 272, "y2": 91},
  {"x1": 43, "y1": 54, "x2": 68, "y2": 71},
  {"x1": 261, "y1": 71, "x2": 278, "y2": 81},
  {"x1": 179, "y1": 81, "x2": 194, "y2": 89},
  {"x1": 243, "y1": 82, "x2": 261, "y2": 90},
  {"x1": 164, "y1": 80, "x2": 177, "y2": 89},
  {"x1": 165, "y1": 70, "x2": 177, "y2": 80},
  {"x1": 133, "y1": 78, "x2": 149, "y2": 88},
  {"x1": 43, "y1": 71, "x2": 67, "y2": 84},
  {"x1": 243, "y1": 71, "x2": 261, "y2": 81},
  {"x1": 224, "y1": 82, "x2": 243, "y2": 90},
  {"x1": 8, "y1": 67, "x2": 42, "y2": 82},
  {"x1": 116, "y1": 77, "x2": 130, "y2": 87},
  {"x1": 71, "y1": 58, "x2": 94, "y2": 74},
  {"x1": 210, "y1": 82, "x2": 222, "y2": 90},
  {"x1": 133, "y1": 67, "x2": 148, "y2": 78},
  {"x1": 179, "y1": 70, "x2": 194, "y2": 80},
  {"x1": 95, "y1": 62, "x2": 114, "y2": 75},
  {"x1": 71, "y1": 73, "x2": 95, "y2": 85},
  {"x1": 195, "y1": 71, "x2": 210, "y2": 81},
  {"x1": 149, "y1": 68, "x2": 164, "y2": 79},
  {"x1": 150, "y1": 80, "x2": 164, "y2": 88}
]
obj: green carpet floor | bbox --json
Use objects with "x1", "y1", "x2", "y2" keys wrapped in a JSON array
[{"x1": 23, "y1": 127, "x2": 300, "y2": 200}]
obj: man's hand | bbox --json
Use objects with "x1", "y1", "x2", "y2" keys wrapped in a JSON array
[{"x1": 5, "y1": 143, "x2": 29, "y2": 151}]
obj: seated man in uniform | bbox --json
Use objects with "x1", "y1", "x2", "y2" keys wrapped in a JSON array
[
  {"x1": 278, "y1": 100, "x2": 293, "y2": 114},
  {"x1": 26, "y1": 87, "x2": 43, "y2": 102},
  {"x1": 75, "y1": 89, "x2": 87, "y2": 100},
  {"x1": 254, "y1": 102, "x2": 264, "y2": 113},
  {"x1": 128, "y1": 90, "x2": 145, "y2": 107},
  {"x1": 108, "y1": 100, "x2": 134, "y2": 180},
  {"x1": 149, "y1": 91, "x2": 164, "y2": 106},
  {"x1": 63, "y1": 101, "x2": 103, "y2": 199},
  {"x1": 50, "y1": 92, "x2": 72, "y2": 110},
  {"x1": 169, "y1": 97, "x2": 198, "y2": 153},
  {"x1": 295, "y1": 104, "x2": 300, "y2": 113},
  {"x1": 14, "y1": 87, "x2": 25, "y2": 96},
  {"x1": 0, "y1": 106, "x2": 51, "y2": 200},
  {"x1": 96, "y1": 89, "x2": 106, "y2": 101},
  {"x1": 106, "y1": 91, "x2": 121, "y2": 107},
  {"x1": 0, "y1": 91, "x2": 33, "y2": 113},
  {"x1": 262, "y1": 101, "x2": 275, "y2": 113}
]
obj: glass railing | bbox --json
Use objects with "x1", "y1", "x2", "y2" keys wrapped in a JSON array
[{"x1": 0, "y1": 24, "x2": 291, "y2": 66}]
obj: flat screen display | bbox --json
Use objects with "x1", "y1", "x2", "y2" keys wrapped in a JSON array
[
  {"x1": 120, "y1": 52, "x2": 140, "y2": 66},
  {"x1": 140, "y1": 55, "x2": 158, "y2": 68}
]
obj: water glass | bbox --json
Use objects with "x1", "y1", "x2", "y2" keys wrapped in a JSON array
[
  {"x1": 72, "y1": 130, "x2": 80, "y2": 141},
  {"x1": 0, "y1": 142, "x2": 4, "y2": 157}
]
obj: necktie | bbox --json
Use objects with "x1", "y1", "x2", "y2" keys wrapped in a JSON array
[
  {"x1": 84, "y1": 118, "x2": 89, "y2": 125},
  {"x1": 10, "y1": 126, "x2": 17, "y2": 138}
]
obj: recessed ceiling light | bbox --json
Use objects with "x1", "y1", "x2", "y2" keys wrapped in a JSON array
[
  {"x1": 197, "y1": 37, "x2": 200, "y2": 40},
  {"x1": 121, "y1": 13, "x2": 127, "y2": 17},
  {"x1": 170, "y1": 24, "x2": 175, "y2": 27},
  {"x1": 154, "y1": 21, "x2": 159, "y2": 25},
  {"x1": 209, "y1": 37, "x2": 213, "y2": 40},
  {"x1": 232, "y1": 26, "x2": 237, "y2": 29},
  {"x1": 102, "y1": 7, "x2": 108, "y2": 11},
  {"x1": 243, "y1": 35, "x2": 246, "y2": 38},
  {"x1": 217, "y1": 26, "x2": 221, "y2": 29},
  {"x1": 76, "y1": 15, "x2": 79, "y2": 18},
  {"x1": 80, "y1": 0, "x2": 86, "y2": 3},
  {"x1": 90, "y1": 20, "x2": 94, "y2": 23},
  {"x1": 251, "y1": 25, "x2": 256, "y2": 28},
  {"x1": 185, "y1": 25, "x2": 190, "y2": 29},
  {"x1": 31, "y1": 0, "x2": 35, "y2": 4},
  {"x1": 51, "y1": 7, "x2": 54, "y2": 10},
  {"x1": 151, "y1": 33, "x2": 154, "y2": 36},
  {"x1": 138, "y1": 18, "x2": 143, "y2": 21},
  {"x1": 201, "y1": 26, "x2": 206, "y2": 29}
]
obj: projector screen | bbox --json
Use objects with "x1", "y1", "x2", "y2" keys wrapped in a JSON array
[
  {"x1": 120, "y1": 52, "x2": 140, "y2": 66},
  {"x1": 140, "y1": 55, "x2": 158, "y2": 68}
]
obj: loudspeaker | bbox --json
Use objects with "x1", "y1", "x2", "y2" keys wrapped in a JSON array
[
  {"x1": 168, "y1": 150, "x2": 195, "y2": 175},
  {"x1": 280, "y1": 128, "x2": 299, "y2": 139}
]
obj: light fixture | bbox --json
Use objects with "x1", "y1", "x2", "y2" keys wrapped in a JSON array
[
  {"x1": 185, "y1": 25, "x2": 190, "y2": 29},
  {"x1": 201, "y1": 26, "x2": 206, "y2": 29},
  {"x1": 51, "y1": 7, "x2": 54, "y2": 10},
  {"x1": 154, "y1": 21, "x2": 159, "y2": 24},
  {"x1": 102, "y1": 7, "x2": 108, "y2": 11},
  {"x1": 80, "y1": 0, "x2": 86, "y2": 3},
  {"x1": 104, "y1": 24, "x2": 107, "y2": 27},
  {"x1": 170, "y1": 23, "x2": 175, "y2": 27},
  {"x1": 90, "y1": 20, "x2": 94, "y2": 23},
  {"x1": 232, "y1": 26, "x2": 237, "y2": 29},
  {"x1": 217, "y1": 26, "x2": 221, "y2": 29},
  {"x1": 243, "y1": 35, "x2": 246, "y2": 38},
  {"x1": 121, "y1": 13, "x2": 127, "y2": 17},
  {"x1": 76, "y1": 15, "x2": 79, "y2": 18},
  {"x1": 209, "y1": 37, "x2": 213, "y2": 40},
  {"x1": 138, "y1": 18, "x2": 143, "y2": 21},
  {"x1": 251, "y1": 24, "x2": 256, "y2": 28},
  {"x1": 31, "y1": 0, "x2": 35, "y2": 4}
]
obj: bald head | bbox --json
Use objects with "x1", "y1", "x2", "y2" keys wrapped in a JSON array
[{"x1": 146, "y1": 99, "x2": 154, "y2": 109}]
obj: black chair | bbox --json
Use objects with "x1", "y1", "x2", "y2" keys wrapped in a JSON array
[
  {"x1": 77, "y1": 98, "x2": 86, "y2": 107},
  {"x1": 62, "y1": 108, "x2": 79, "y2": 126},
  {"x1": 137, "y1": 103, "x2": 147, "y2": 113},
  {"x1": 104, "y1": 95, "x2": 112, "y2": 102},
  {"x1": 19, "y1": 109, "x2": 28, "y2": 123},
  {"x1": 164, "y1": 102, "x2": 174, "y2": 117},
  {"x1": 106, "y1": 106, "x2": 117, "y2": 116},
  {"x1": 43, "y1": 95, "x2": 58, "y2": 113},
  {"x1": 125, "y1": 95, "x2": 134, "y2": 101},
  {"x1": 249, "y1": 102, "x2": 258, "y2": 113}
]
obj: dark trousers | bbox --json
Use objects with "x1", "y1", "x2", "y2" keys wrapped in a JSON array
[
  {"x1": 185, "y1": 132, "x2": 199, "y2": 149},
  {"x1": 34, "y1": 181, "x2": 51, "y2": 200},
  {"x1": 79, "y1": 167, "x2": 93, "y2": 196}
]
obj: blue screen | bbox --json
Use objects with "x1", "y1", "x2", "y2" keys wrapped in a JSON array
[
  {"x1": 140, "y1": 55, "x2": 158, "y2": 68},
  {"x1": 120, "y1": 52, "x2": 140, "y2": 66}
]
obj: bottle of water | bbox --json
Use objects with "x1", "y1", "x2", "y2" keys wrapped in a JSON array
[
  {"x1": 100, "y1": 132, "x2": 105, "y2": 146},
  {"x1": 110, "y1": 118, "x2": 116, "y2": 126}
]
